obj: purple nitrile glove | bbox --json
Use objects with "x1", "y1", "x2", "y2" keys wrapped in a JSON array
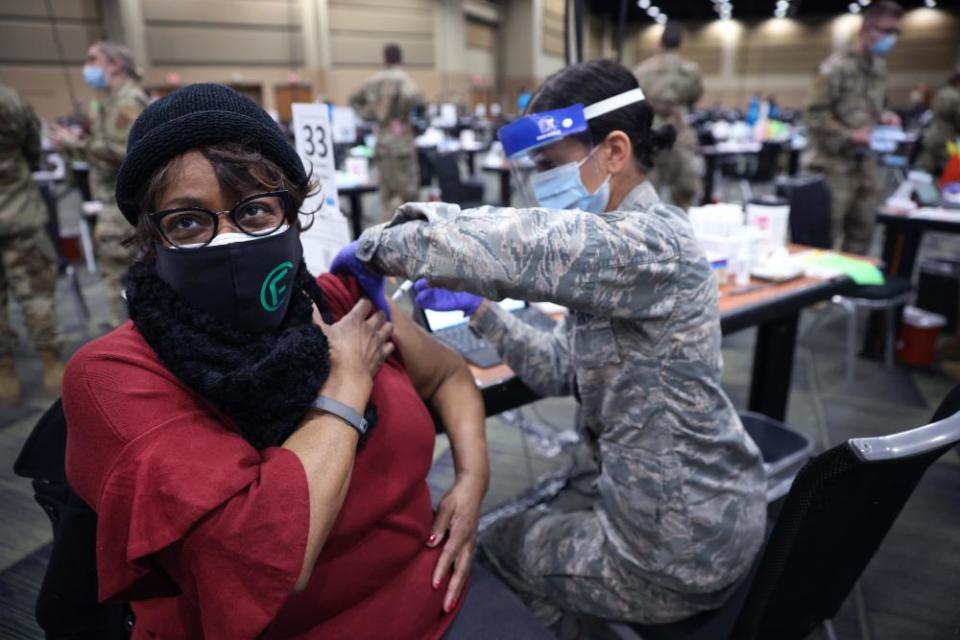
[
  {"x1": 330, "y1": 241, "x2": 390, "y2": 319},
  {"x1": 413, "y1": 279, "x2": 483, "y2": 315}
]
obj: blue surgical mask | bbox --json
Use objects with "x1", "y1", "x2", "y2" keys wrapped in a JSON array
[
  {"x1": 82, "y1": 65, "x2": 109, "y2": 90},
  {"x1": 870, "y1": 34, "x2": 898, "y2": 57},
  {"x1": 531, "y1": 150, "x2": 610, "y2": 213}
]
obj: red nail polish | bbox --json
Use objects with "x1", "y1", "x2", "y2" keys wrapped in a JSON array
[
  {"x1": 447, "y1": 597, "x2": 459, "y2": 613},
  {"x1": 432, "y1": 579, "x2": 440, "y2": 590},
  {"x1": 426, "y1": 533, "x2": 437, "y2": 545}
]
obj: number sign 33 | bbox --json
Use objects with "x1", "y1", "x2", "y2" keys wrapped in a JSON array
[{"x1": 301, "y1": 123, "x2": 328, "y2": 159}]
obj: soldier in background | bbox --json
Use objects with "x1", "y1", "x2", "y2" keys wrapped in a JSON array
[
  {"x1": 350, "y1": 43, "x2": 424, "y2": 222},
  {"x1": 804, "y1": 1, "x2": 903, "y2": 255},
  {"x1": 0, "y1": 83, "x2": 63, "y2": 402},
  {"x1": 633, "y1": 21, "x2": 703, "y2": 210},
  {"x1": 49, "y1": 41, "x2": 148, "y2": 326},
  {"x1": 916, "y1": 67, "x2": 960, "y2": 179}
]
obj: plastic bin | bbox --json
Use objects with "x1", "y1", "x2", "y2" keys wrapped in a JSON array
[
  {"x1": 897, "y1": 305, "x2": 947, "y2": 367},
  {"x1": 746, "y1": 195, "x2": 790, "y2": 251},
  {"x1": 739, "y1": 411, "x2": 814, "y2": 504}
]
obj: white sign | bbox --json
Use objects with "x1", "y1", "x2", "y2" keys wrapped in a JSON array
[
  {"x1": 434, "y1": 103, "x2": 458, "y2": 128},
  {"x1": 331, "y1": 106, "x2": 358, "y2": 144},
  {"x1": 292, "y1": 102, "x2": 353, "y2": 275}
]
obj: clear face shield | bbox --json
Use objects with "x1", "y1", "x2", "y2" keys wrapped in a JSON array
[{"x1": 497, "y1": 88, "x2": 646, "y2": 211}]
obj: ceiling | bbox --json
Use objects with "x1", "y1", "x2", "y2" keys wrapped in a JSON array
[{"x1": 585, "y1": 0, "x2": 954, "y2": 22}]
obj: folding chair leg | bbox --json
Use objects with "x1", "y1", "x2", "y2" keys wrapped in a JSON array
[
  {"x1": 800, "y1": 304, "x2": 832, "y2": 343},
  {"x1": 883, "y1": 306, "x2": 896, "y2": 370},
  {"x1": 78, "y1": 217, "x2": 97, "y2": 274},
  {"x1": 845, "y1": 303, "x2": 858, "y2": 385}
]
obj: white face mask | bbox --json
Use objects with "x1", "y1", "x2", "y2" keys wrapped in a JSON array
[{"x1": 177, "y1": 224, "x2": 290, "y2": 250}]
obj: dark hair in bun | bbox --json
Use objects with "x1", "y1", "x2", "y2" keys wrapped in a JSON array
[{"x1": 528, "y1": 59, "x2": 675, "y2": 171}]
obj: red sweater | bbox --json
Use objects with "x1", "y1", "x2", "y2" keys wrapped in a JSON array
[{"x1": 63, "y1": 273, "x2": 460, "y2": 639}]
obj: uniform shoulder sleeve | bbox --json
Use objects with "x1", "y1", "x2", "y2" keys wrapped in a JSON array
[
  {"x1": 681, "y1": 59, "x2": 701, "y2": 75},
  {"x1": 112, "y1": 89, "x2": 147, "y2": 133},
  {"x1": 932, "y1": 87, "x2": 960, "y2": 119},
  {"x1": 816, "y1": 52, "x2": 843, "y2": 79},
  {"x1": 830, "y1": 50, "x2": 864, "y2": 78},
  {"x1": 808, "y1": 54, "x2": 846, "y2": 113},
  {"x1": 360, "y1": 202, "x2": 681, "y2": 319}
]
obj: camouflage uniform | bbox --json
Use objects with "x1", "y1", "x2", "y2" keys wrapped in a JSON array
[
  {"x1": 0, "y1": 83, "x2": 61, "y2": 357},
  {"x1": 356, "y1": 181, "x2": 766, "y2": 625},
  {"x1": 805, "y1": 48, "x2": 887, "y2": 255},
  {"x1": 634, "y1": 52, "x2": 704, "y2": 210},
  {"x1": 75, "y1": 78, "x2": 147, "y2": 325},
  {"x1": 916, "y1": 85, "x2": 960, "y2": 178},
  {"x1": 349, "y1": 67, "x2": 423, "y2": 221}
]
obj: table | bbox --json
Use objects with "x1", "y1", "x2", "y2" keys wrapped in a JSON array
[
  {"x1": 482, "y1": 163, "x2": 512, "y2": 207},
  {"x1": 460, "y1": 143, "x2": 489, "y2": 176},
  {"x1": 469, "y1": 246, "x2": 860, "y2": 422},
  {"x1": 699, "y1": 142, "x2": 762, "y2": 204},
  {"x1": 876, "y1": 207, "x2": 960, "y2": 280},
  {"x1": 337, "y1": 182, "x2": 378, "y2": 239},
  {"x1": 32, "y1": 170, "x2": 65, "y2": 269},
  {"x1": 862, "y1": 207, "x2": 960, "y2": 358}
]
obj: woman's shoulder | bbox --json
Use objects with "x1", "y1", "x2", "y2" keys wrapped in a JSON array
[
  {"x1": 68, "y1": 322, "x2": 157, "y2": 371},
  {"x1": 315, "y1": 271, "x2": 363, "y2": 319},
  {"x1": 63, "y1": 321, "x2": 214, "y2": 444},
  {"x1": 66, "y1": 321, "x2": 171, "y2": 383}
]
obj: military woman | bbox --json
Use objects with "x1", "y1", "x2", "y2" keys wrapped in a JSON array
[
  {"x1": 49, "y1": 41, "x2": 148, "y2": 326},
  {"x1": 333, "y1": 59, "x2": 765, "y2": 629}
]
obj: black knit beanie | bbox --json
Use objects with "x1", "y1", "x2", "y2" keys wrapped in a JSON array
[{"x1": 115, "y1": 83, "x2": 307, "y2": 226}]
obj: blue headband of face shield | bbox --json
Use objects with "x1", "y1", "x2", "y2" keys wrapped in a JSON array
[
  {"x1": 498, "y1": 88, "x2": 646, "y2": 159},
  {"x1": 497, "y1": 88, "x2": 646, "y2": 212}
]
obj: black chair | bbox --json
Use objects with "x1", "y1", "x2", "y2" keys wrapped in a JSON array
[
  {"x1": 776, "y1": 175, "x2": 913, "y2": 384},
  {"x1": 628, "y1": 384, "x2": 960, "y2": 640},
  {"x1": 751, "y1": 141, "x2": 782, "y2": 183},
  {"x1": 776, "y1": 174, "x2": 832, "y2": 249},
  {"x1": 14, "y1": 400, "x2": 132, "y2": 639},
  {"x1": 428, "y1": 150, "x2": 485, "y2": 208},
  {"x1": 417, "y1": 147, "x2": 434, "y2": 188}
]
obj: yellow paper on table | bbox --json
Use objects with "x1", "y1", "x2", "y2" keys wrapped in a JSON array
[{"x1": 794, "y1": 251, "x2": 885, "y2": 286}]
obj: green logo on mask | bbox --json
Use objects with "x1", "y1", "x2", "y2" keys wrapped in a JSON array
[{"x1": 260, "y1": 261, "x2": 294, "y2": 312}]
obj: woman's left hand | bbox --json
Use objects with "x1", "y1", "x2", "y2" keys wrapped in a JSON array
[{"x1": 427, "y1": 472, "x2": 488, "y2": 613}]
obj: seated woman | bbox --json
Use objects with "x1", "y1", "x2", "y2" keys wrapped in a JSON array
[{"x1": 62, "y1": 84, "x2": 554, "y2": 639}]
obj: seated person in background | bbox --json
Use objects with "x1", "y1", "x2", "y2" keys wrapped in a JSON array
[
  {"x1": 333, "y1": 60, "x2": 766, "y2": 630},
  {"x1": 62, "y1": 84, "x2": 553, "y2": 639}
]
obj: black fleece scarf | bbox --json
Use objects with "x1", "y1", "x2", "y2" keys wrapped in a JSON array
[{"x1": 124, "y1": 259, "x2": 376, "y2": 450}]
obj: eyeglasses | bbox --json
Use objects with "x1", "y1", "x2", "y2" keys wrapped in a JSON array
[{"x1": 149, "y1": 190, "x2": 291, "y2": 249}]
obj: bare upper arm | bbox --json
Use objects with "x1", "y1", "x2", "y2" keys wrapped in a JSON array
[{"x1": 387, "y1": 300, "x2": 470, "y2": 400}]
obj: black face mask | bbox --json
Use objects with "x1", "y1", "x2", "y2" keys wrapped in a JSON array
[{"x1": 153, "y1": 225, "x2": 304, "y2": 333}]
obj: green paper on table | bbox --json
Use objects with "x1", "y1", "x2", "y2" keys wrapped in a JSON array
[{"x1": 794, "y1": 251, "x2": 885, "y2": 286}]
